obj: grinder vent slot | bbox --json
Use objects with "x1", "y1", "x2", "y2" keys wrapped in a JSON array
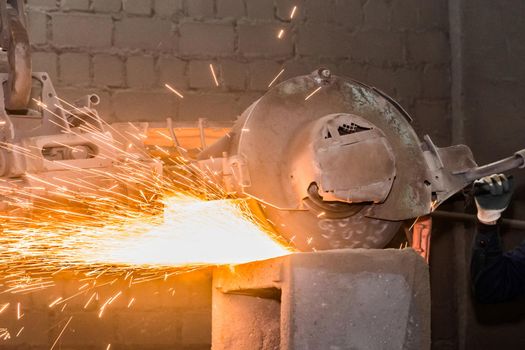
[{"x1": 338, "y1": 123, "x2": 371, "y2": 136}]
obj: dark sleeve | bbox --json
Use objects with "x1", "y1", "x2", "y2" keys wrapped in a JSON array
[{"x1": 471, "y1": 221, "x2": 525, "y2": 303}]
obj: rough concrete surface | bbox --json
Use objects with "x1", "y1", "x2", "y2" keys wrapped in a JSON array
[{"x1": 213, "y1": 248, "x2": 430, "y2": 350}]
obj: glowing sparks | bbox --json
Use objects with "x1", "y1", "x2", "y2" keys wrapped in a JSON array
[
  {"x1": 16, "y1": 302, "x2": 22, "y2": 320},
  {"x1": 164, "y1": 83, "x2": 184, "y2": 99},
  {"x1": 127, "y1": 297, "x2": 136, "y2": 308},
  {"x1": 50, "y1": 316, "x2": 73, "y2": 350},
  {"x1": 277, "y1": 29, "x2": 285, "y2": 39},
  {"x1": 209, "y1": 64, "x2": 219, "y2": 86},
  {"x1": 290, "y1": 5, "x2": 298, "y2": 19},
  {"x1": 0, "y1": 303, "x2": 9, "y2": 313},
  {"x1": 268, "y1": 68, "x2": 285, "y2": 88},
  {"x1": 305, "y1": 86, "x2": 322, "y2": 101},
  {"x1": 15, "y1": 327, "x2": 24, "y2": 337},
  {"x1": 106, "y1": 344, "x2": 111, "y2": 350},
  {"x1": 49, "y1": 297, "x2": 63, "y2": 308}
]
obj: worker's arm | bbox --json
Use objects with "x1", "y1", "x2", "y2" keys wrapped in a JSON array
[{"x1": 470, "y1": 174, "x2": 525, "y2": 303}]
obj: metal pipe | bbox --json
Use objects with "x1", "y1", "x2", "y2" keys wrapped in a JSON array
[{"x1": 432, "y1": 210, "x2": 525, "y2": 230}]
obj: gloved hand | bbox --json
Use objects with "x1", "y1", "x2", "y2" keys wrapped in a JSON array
[{"x1": 474, "y1": 174, "x2": 514, "y2": 224}]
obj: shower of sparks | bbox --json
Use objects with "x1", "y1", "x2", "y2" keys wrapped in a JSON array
[
  {"x1": 290, "y1": 6, "x2": 298, "y2": 19},
  {"x1": 106, "y1": 344, "x2": 111, "y2": 350},
  {"x1": 50, "y1": 316, "x2": 73, "y2": 350},
  {"x1": 277, "y1": 29, "x2": 285, "y2": 39},
  {"x1": 15, "y1": 327, "x2": 23, "y2": 337},
  {"x1": 268, "y1": 68, "x2": 285, "y2": 88},
  {"x1": 164, "y1": 83, "x2": 184, "y2": 99},
  {"x1": 209, "y1": 63, "x2": 220, "y2": 86},
  {"x1": 305, "y1": 86, "x2": 322, "y2": 100}
]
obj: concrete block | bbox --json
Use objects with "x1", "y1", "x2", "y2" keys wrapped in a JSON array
[
  {"x1": 418, "y1": 0, "x2": 449, "y2": 30},
  {"x1": 155, "y1": 0, "x2": 183, "y2": 16},
  {"x1": 304, "y1": 0, "x2": 336, "y2": 23},
  {"x1": 282, "y1": 58, "x2": 320, "y2": 80},
  {"x1": 27, "y1": 9, "x2": 47, "y2": 45},
  {"x1": 407, "y1": 31, "x2": 450, "y2": 64},
  {"x1": 189, "y1": 60, "x2": 218, "y2": 89},
  {"x1": 246, "y1": 0, "x2": 274, "y2": 19},
  {"x1": 52, "y1": 13, "x2": 112, "y2": 48},
  {"x1": 61, "y1": 0, "x2": 90, "y2": 11},
  {"x1": 187, "y1": 0, "x2": 214, "y2": 17},
  {"x1": 220, "y1": 60, "x2": 246, "y2": 90},
  {"x1": 297, "y1": 24, "x2": 352, "y2": 57},
  {"x1": 116, "y1": 310, "x2": 183, "y2": 345},
  {"x1": 334, "y1": 0, "x2": 363, "y2": 29},
  {"x1": 181, "y1": 309, "x2": 212, "y2": 345},
  {"x1": 275, "y1": 0, "x2": 296, "y2": 20},
  {"x1": 59, "y1": 53, "x2": 90, "y2": 85},
  {"x1": 363, "y1": 0, "x2": 391, "y2": 30},
  {"x1": 413, "y1": 99, "x2": 451, "y2": 146},
  {"x1": 180, "y1": 22, "x2": 235, "y2": 56},
  {"x1": 217, "y1": 0, "x2": 245, "y2": 18},
  {"x1": 113, "y1": 91, "x2": 174, "y2": 121},
  {"x1": 159, "y1": 56, "x2": 187, "y2": 88},
  {"x1": 93, "y1": 54, "x2": 125, "y2": 87},
  {"x1": 238, "y1": 23, "x2": 293, "y2": 57},
  {"x1": 421, "y1": 66, "x2": 451, "y2": 99},
  {"x1": 248, "y1": 60, "x2": 281, "y2": 91},
  {"x1": 127, "y1": 56, "x2": 156, "y2": 88},
  {"x1": 350, "y1": 30, "x2": 405, "y2": 64},
  {"x1": 179, "y1": 93, "x2": 239, "y2": 121},
  {"x1": 115, "y1": 17, "x2": 175, "y2": 50},
  {"x1": 92, "y1": 0, "x2": 122, "y2": 12},
  {"x1": 391, "y1": 0, "x2": 419, "y2": 30},
  {"x1": 32, "y1": 51, "x2": 58, "y2": 81},
  {"x1": 123, "y1": 0, "x2": 152, "y2": 15},
  {"x1": 212, "y1": 249, "x2": 430, "y2": 350},
  {"x1": 337, "y1": 60, "x2": 368, "y2": 82},
  {"x1": 27, "y1": 0, "x2": 56, "y2": 9}
]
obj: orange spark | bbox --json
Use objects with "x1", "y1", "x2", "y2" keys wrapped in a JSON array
[
  {"x1": 209, "y1": 64, "x2": 219, "y2": 86},
  {"x1": 277, "y1": 29, "x2": 285, "y2": 39},
  {"x1": 268, "y1": 68, "x2": 285, "y2": 88},
  {"x1": 50, "y1": 316, "x2": 73, "y2": 350},
  {"x1": 290, "y1": 6, "x2": 298, "y2": 19},
  {"x1": 305, "y1": 86, "x2": 322, "y2": 101},
  {"x1": 164, "y1": 83, "x2": 184, "y2": 99}
]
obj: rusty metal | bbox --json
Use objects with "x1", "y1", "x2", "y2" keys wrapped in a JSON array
[{"x1": 194, "y1": 69, "x2": 525, "y2": 250}]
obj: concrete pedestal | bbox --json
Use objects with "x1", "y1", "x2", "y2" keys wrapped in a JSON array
[{"x1": 212, "y1": 248, "x2": 430, "y2": 350}]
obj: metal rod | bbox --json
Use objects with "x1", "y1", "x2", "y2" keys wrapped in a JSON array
[
  {"x1": 461, "y1": 151, "x2": 525, "y2": 182},
  {"x1": 432, "y1": 210, "x2": 525, "y2": 230}
]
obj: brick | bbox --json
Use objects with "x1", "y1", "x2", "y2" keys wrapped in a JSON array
[
  {"x1": 52, "y1": 13, "x2": 112, "y2": 48},
  {"x1": 27, "y1": 0, "x2": 56, "y2": 9},
  {"x1": 334, "y1": 0, "x2": 363, "y2": 30},
  {"x1": 59, "y1": 53, "x2": 90, "y2": 85},
  {"x1": 249, "y1": 61, "x2": 281, "y2": 91},
  {"x1": 246, "y1": 0, "x2": 274, "y2": 19},
  {"x1": 27, "y1": 10, "x2": 47, "y2": 45},
  {"x1": 179, "y1": 93, "x2": 239, "y2": 121},
  {"x1": 421, "y1": 66, "x2": 450, "y2": 99},
  {"x1": 189, "y1": 61, "x2": 217, "y2": 89},
  {"x1": 61, "y1": 0, "x2": 90, "y2": 11},
  {"x1": 93, "y1": 54, "x2": 125, "y2": 87},
  {"x1": 115, "y1": 17, "x2": 176, "y2": 50},
  {"x1": 297, "y1": 24, "x2": 352, "y2": 57},
  {"x1": 159, "y1": 56, "x2": 187, "y2": 88},
  {"x1": 238, "y1": 23, "x2": 293, "y2": 57},
  {"x1": 187, "y1": 0, "x2": 214, "y2": 17},
  {"x1": 217, "y1": 0, "x2": 245, "y2": 18},
  {"x1": 113, "y1": 91, "x2": 174, "y2": 121},
  {"x1": 363, "y1": 0, "x2": 391, "y2": 30},
  {"x1": 127, "y1": 56, "x2": 156, "y2": 88},
  {"x1": 123, "y1": 0, "x2": 152, "y2": 15},
  {"x1": 220, "y1": 60, "x2": 246, "y2": 90},
  {"x1": 407, "y1": 31, "x2": 449, "y2": 64},
  {"x1": 155, "y1": 0, "x2": 183, "y2": 16},
  {"x1": 180, "y1": 22, "x2": 235, "y2": 56},
  {"x1": 349, "y1": 30, "x2": 404, "y2": 64},
  {"x1": 92, "y1": 0, "x2": 121, "y2": 12}
]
